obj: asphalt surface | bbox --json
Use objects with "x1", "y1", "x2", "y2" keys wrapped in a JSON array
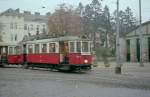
[{"x1": 0, "y1": 63, "x2": 150, "y2": 97}]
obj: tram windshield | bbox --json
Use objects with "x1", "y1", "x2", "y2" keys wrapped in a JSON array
[
  {"x1": 69, "y1": 41, "x2": 91, "y2": 53},
  {"x1": 82, "y1": 42, "x2": 89, "y2": 52}
]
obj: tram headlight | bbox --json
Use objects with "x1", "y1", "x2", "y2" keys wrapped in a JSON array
[{"x1": 84, "y1": 59, "x2": 88, "y2": 63}]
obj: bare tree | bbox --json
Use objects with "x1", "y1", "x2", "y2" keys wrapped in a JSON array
[{"x1": 48, "y1": 4, "x2": 81, "y2": 36}]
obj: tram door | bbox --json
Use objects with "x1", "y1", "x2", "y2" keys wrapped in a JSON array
[
  {"x1": 23, "y1": 44, "x2": 27, "y2": 63},
  {"x1": 59, "y1": 41, "x2": 69, "y2": 63}
]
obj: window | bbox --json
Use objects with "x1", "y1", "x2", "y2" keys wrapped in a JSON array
[
  {"x1": 15, "y1": 46, "x2": 20, "y2": 54},
  {"x1": 49, "y1": 43, "x2": 55, "y2": 53},
  {"x1": 24, "y1": 24, "x2": 27, "y2": 30},
  {"x1": 37, "y1": 25, "x2": 40, "y2": 31},
  {"x1": 69, "y1": 42, "x2": 75, "y2": 52},
  {"x1": 37, "y1": 25, "x2": 40, "y2": 28},
  {"x1": 42, "y1": 28, "x2": 46, "y2": 33},
  {"x1": 82, "y1": 42, "x2": 89, "y2": 52},
  {"x1": 77, "y1": 42, "x2": 81, "y2": 52},
  {"x1": 42, "y1": 25, "x2": 46, "y2": 32},
  {"x1": 11, "y1": 34, "x2": 13, "y2": 41},
  {"x1": 10, "y1": 23, "x2": 13, "y2": 29},
  {"x1": 30, "y1": 24, "x2": 33, "y2": 30},
  {"x1": 42, "y1": 44, "x2": 47, "y2": 53},
  {"x1": 43, "y1": 25, "x2": 45, "y2": 28},
  {"x1": 15, "y1": 23, "x2": 17, "y2": 29},
  {"x1": 28, "y1": 45, "x2": 33, "y2": 54},
  {"x1": 9, "y1": 47, "x2": 13, "y2": 54},
  {"x1": 35, "y1": 44, "x2": 40, "y2": 54},
  {"x1": 27, "y1": 26, "x2": 30, "y2": 31},
  {"x1": 15, "y1": 34, "x2": 17, "y2": 41}
]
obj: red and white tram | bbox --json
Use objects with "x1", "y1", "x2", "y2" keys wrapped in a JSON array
[
  {"x1": 0, "y1": 42, "x2": 22, "y2": 66},
  {"x1": 7, "y1": 45, "x2": 23, "y2": 65},
  {"x1": 21, "y1": 36, "x2": 93, "y2": 71}
]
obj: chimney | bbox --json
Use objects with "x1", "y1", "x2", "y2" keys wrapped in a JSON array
[
  {"x1": 7, "y1": 8, "x2": 13, "y2": 13},
  {"x1": 24, "y1": 11, "x2": 31, "y2": 15},
  {"x1": 15, "y1": 8, "x2": 20, "y2": 13},
  {"x1": 35, "y1": 12, "x2": 40, "y2": 15}
]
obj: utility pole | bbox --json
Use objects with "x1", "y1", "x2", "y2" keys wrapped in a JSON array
[
  {"x1": 139, "y1": 0, "x2": 144, "y2": 67},
  {"x1": 115, "y1": 0, "x2": 122, "y2": 74},
  {"x1": 93, "y1": 8, "x2": 96, "y2": 51}
]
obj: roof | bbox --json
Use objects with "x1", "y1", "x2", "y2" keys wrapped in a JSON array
[
  {"x1": 126, "y1": 20, "x2": 150, "y2": 36},
  {"x1": 22, "y1": 14, "x2": 48, "y2": 23},
  {"x1": 24, "y1": 36, "x2": 90, "y2": 44},
  {"x1": 0, "y1": 8, "x2": 48, "y2": 23},
  {"x1": 0, "y1": 42, "x2": 18, "y2": 46}
]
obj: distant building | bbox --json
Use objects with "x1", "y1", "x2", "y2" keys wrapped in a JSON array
[
  {"x1": 120, "y1": 21, "x2": 150, "y2": 62},
  {"x1": 0, "y1": 8, "x2": 50, "y2": 43}
]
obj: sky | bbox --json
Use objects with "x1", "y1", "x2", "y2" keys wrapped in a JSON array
[{"x1": 0, "y1": 0, "x2": 150, "y2": 22}]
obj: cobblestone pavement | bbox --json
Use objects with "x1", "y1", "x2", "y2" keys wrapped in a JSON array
[{"x1": 0, "y1": 63, "x2": 150, "y2": 97}]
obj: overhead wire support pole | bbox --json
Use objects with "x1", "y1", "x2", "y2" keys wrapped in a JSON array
[
  {"x1": 139, "y1": 0, "x2": 144, "y2": 66},
  {"x1": 115, "y1": 0, "x2": 122, "y2": 74}
]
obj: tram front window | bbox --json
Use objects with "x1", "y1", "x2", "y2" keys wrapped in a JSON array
[
  {"x1": 77, "y1": 42, "x2": 81, "y2": 52},
  {"x1": 70, "y1": 41, "x2": 90, "y2": 53},
  {"x1": 82, "y1": 42, "x2": 89, "y2": 52}
]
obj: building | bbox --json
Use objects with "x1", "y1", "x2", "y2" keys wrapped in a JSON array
[
  {"x1": 120, "y1": 21, "x2": 150, "y2": 62},
  {"x1": 0, "y1": 8, "x2": 50, "y2": 43}
]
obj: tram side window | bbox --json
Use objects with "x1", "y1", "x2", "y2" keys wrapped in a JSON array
[
  {"x1": 35, "y1": 44, "x2": 40, "y2": 54},
  {"x1": 77, "y1": 42, "x2": 81, "y2": 52},
  {"x1": 49, "y1": 43, "x2": 55, "y2": 53},
  {"x1": 14, "y1": 47, "x2": 17, "y2": 54},
  {"x1": 28, "y1": 45, "x2": 33, "y2": 54},
  {"x1": 15, "y1": 46, "x2": 20, "y2": 54},
  {"x1": 82, "y1": 42, "x2": 89, "y2": 52},
  {"x1": 42, "y1": 44, "x2": 47, "y2": 53},
  {"x1": 9, "y1": 47, "x2": 13, "y2": 54},
  {"x1": 69, "y1": 42, "x2": 75, "y2": 52}
]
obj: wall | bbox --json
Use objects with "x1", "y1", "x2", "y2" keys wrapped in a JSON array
[
  {"x1": 124, "y1": 21, "x2": 150, "y2": 62},
  {"x1": 0, "y1": 15, "x2": 24, "y2": 42},
  {"x1": 0, "y1": 15, "x2": 48, "y2": 43}
]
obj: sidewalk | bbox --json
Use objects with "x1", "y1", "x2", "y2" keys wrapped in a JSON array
[
  {"x1": 94, "y1": 62, "x2": 150, "y2": 76},
  {"x1": 91, "y1": 62, "x2": 150, "y2": 89},
  {"x1": 95, "y1": 62, "x2": 150, "y2": 68}
]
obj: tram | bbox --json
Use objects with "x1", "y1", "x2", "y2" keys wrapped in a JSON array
[
  {"x1": 0, "y1": 42, "x2": 21, "y2": 67},
  {"x1": 20, "y1": 36, "x2": 93, "y2": 71}
]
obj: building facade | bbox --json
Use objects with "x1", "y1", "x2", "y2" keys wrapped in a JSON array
[
  {"x1": 120, "y1": 21, "x2": 150, "y2": 62},
  {"x1": 0, "y1": 8, "x2": 50, "y2": 43}
]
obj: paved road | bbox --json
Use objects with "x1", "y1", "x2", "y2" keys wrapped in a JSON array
[{"x1": 0, "y1": 63, "x2": 150, "y2": 97}]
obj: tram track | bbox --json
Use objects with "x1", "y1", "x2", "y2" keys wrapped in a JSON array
[{"x1": 1, "y1": 68, "x2": 150, "y2": 90}]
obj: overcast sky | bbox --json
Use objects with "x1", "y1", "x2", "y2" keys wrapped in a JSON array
[{"x1": 0, "y1": 0, "x2": 150, "y2": 22}]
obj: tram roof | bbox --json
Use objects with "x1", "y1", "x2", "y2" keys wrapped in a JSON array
[{"x1": 23, "y1": 36, "x2": 90, "y2": 44}]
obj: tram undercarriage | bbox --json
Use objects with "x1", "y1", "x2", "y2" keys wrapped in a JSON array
[{"x1": 23, "y1": 63, "x2": 91, "y2": 72}]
